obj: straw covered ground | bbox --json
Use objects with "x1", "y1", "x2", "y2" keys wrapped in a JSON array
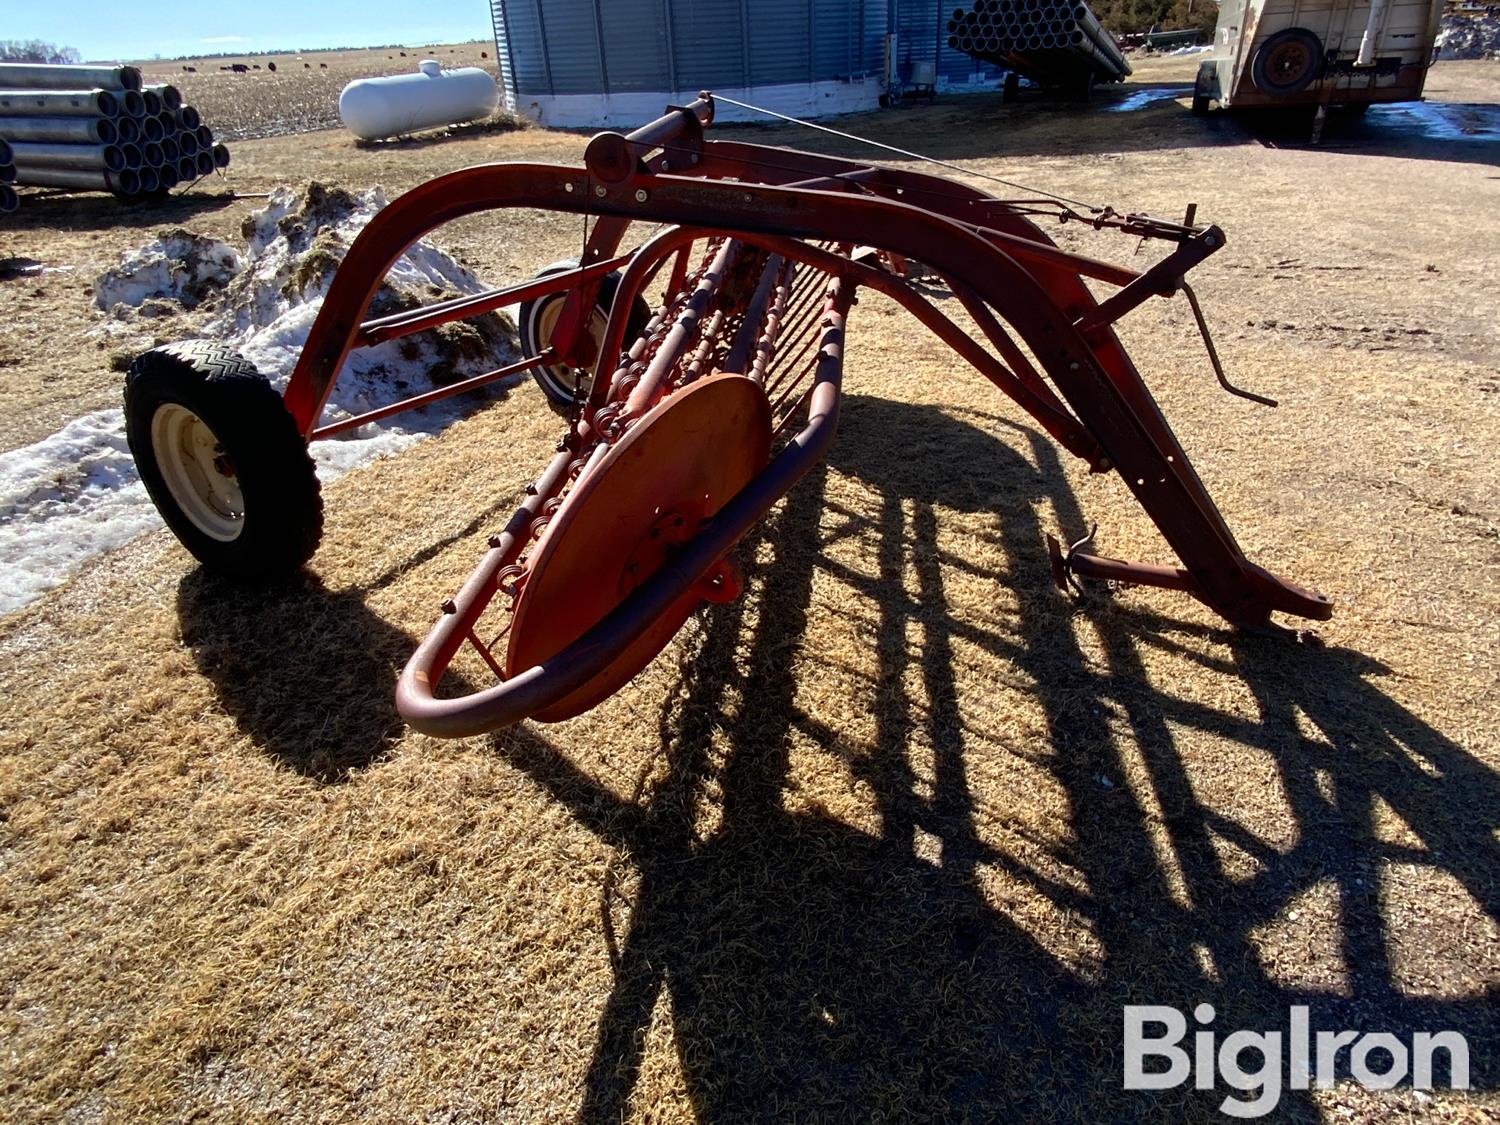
[{"x1": 1, "y1": 55, "x2": 1497, "y2": 1121}]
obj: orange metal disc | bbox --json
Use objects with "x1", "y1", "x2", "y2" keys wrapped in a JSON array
[{"x1": 506, "y1": 374, "x2": 772, "y2": 721}]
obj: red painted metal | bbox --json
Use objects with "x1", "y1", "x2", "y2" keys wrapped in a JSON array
[
  {"x1": 506, "y1": 373, "x2": 771, "y2": 721},
  {"x1": 310, "y1": 350, "x2": 549, "y2": 438},
  {"x1": 258, "y1": 92, "x2": 1331, "y2": 736}
]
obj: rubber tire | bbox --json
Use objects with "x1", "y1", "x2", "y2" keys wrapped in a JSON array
[
  {"x1": 1251, "y1": 28, "x2": 1324, "y2": 96},
  {"x1": 1003, "y1": 72, "x2": 1020, "y2": 103},
  {"x1": 517, "y1": 260, "x2": 652, "y2": 411},
  {"x1": 125, "y1": 341, "x2": 323, "y2": 579}
]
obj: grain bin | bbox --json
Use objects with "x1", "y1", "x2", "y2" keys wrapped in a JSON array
[{"x1": 487, "y1": 0, "x2": 1002, "y2": 127}]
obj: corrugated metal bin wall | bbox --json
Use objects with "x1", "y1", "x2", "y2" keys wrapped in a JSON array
[
  {"x1": 894, "y1": 0, "x2": 1005, "y2": 86},
  {"x1": 493, "y1": 0, "x2": 902, "y2": 102}
]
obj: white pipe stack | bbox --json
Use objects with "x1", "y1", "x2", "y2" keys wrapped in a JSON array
[
  {"x1": 946, "y1": 0, "x2": 1133, "y2": 93},
  {"x1": 0, "y1": 61, "x2": 232, "y2": 212}
]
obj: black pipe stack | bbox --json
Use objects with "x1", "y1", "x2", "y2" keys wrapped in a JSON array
[
  {"x1": 0, "y1": 138, "x2": 14, "y2": 214},
  {"x1": 946, "y1": 0, "x2": 1132, "y2": 95},
  {"x1": 0, "y1": 62, "x2": 232, "y2": 212}
]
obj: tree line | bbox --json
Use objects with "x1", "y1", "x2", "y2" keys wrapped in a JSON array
[
  {"x1": 0, "y1": 40, "x2": 82, "y2": 64},
  {"x1": 1094, "y1": 0, "x2": 1219, "y2": 37}
]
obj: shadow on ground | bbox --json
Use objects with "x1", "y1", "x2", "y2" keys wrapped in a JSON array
[
  {"x1": 176, "y1": 571, "x2": 416, "y2": 780},
  {"x1": 484, "y1": 395, "x2": 1497, "y2": 1120},
  {"x1": 721, "y1": 82, "x2": 1498, "y2": 170},
  {"x1": 1238, "y1": 101, "x2": 1500, "y2": 168},
  {"x1": 6, "y1": 189, "x2": 240, "y2": 237}
]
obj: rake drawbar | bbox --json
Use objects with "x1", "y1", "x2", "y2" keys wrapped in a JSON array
[{"x1": 130, "y1": 93, "x2": 1332, "y2": 738}]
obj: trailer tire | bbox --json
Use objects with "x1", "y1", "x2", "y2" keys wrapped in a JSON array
[
  {"x1": 125, "y1": 341, "x2": 322, "y2": 578},
  {"x1": 1251, "y1": 28, "x2": 1324, "y2": 96},
  {"x1": 518, "y1": 261, "x2": 652, "y2": 411}
]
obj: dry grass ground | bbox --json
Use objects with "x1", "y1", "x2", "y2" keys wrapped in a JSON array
[{"x1": 1, "y1": 55, "x2": 1498, "y2": 1121}]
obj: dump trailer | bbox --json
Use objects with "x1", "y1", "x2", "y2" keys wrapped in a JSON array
[{"x1": 1193, "y1": 0, "x2": 1445, "y2": 113}]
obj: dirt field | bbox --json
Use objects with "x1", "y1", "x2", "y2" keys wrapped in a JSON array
[
  {"x1": 136, "y1": 41, "x2": 500, "y2": 141},
  {"x1": 1, "y1": 54, "x2": 1498, "y2": 1121}
]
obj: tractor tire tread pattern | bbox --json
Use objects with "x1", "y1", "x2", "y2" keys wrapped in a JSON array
[{"x1": 124, "y1": 341, "x2": 323, "y2": 579}]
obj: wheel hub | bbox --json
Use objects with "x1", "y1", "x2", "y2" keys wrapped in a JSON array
[{"x1": 150, "y1": 403, "x2": 245, "y2": 542}]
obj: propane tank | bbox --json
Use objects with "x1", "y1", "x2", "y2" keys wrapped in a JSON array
[{"x1": 339, "y1": 60, "x2": 499, "y2": 141}]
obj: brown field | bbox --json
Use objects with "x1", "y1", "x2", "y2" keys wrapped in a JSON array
[
  {"x1": 0, "y1": 54, "x2": 1498, "y2": 1121},
  {"x1": 136, "y1": 40, "x2": 500, "y2": 141}
]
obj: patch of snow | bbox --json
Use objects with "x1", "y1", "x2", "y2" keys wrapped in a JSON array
[
  {"x1": 1364, "y1": 101, "x2": 1500, "y2": 142},
  {"x1": 0, "y1": 410, "x2": 158, "y2": 615},
  {"x1": 1106, "y1": 87, "x2": 1185, "y2": 112},
  {"x1": 94, "y1": 231, "x2": 242, "y2": 310},
  {"x1": 1, "y1": 181, "x2": 520, "y2": 616}
]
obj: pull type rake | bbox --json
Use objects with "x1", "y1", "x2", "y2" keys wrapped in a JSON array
[{"x1": 122, "y1": 94, "x2": 1331, "y2": 739}]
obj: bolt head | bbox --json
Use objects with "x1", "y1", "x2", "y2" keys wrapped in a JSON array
[
  {"x1": 634, "y1": 188, "x2": 648, "y2": 203},
  {"x1": 594, "y1": 184, "x2": 607, "y2": 198}
]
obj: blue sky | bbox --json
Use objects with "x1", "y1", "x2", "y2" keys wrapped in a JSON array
[{"x1": 13, "y1": 1, "x2": 494, "y2": 62}]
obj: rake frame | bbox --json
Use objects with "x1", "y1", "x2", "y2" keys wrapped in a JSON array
[{"x1": 262, "y1": 94, "x2": 1330, "y2": 736}]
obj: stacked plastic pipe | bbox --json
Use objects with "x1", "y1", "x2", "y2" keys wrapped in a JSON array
[
  {"x1": 0, "y1": 62, "x2": 232, "y2": 211},
  {"x1": 947, "y1": 0, "x2": 1132, "y2": 91},
  {"x1": 0, "y1": 139, "x2": 14, "y2": 214}
]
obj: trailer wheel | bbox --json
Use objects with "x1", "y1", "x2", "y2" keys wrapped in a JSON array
[
  {"x1": 518, "y1": 261, "x2": 652, "y2": 411},
  {"x1": 1251, "y1": 28, "x2": 1324, "y2": 96},
  {"x1": 125, "y1": 341, "x2": 322, "y2": 578},
  {"x1": 1003, "y1": 72, "x2": 1020, "y2": 103}
]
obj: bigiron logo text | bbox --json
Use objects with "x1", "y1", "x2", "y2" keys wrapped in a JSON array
[{"x1": 1123, "y1": 1004, "x2": 1470, "y2": 1118}]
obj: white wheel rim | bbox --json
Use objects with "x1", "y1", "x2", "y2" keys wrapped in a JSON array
[
  {"x1": 151, "y1": 403, "x2": 245, "y2": 542},
  {"x1": 532, "y1": 297, "x2": 609, "y2": 399}
]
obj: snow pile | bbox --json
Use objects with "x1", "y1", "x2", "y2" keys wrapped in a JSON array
[
  {"x1": 94, "y1": 230, "x2": 243, "y2": 311},
  {"x1": 214, "y1": 181, "x2": 516, "y2": 474},
  {"x1": 0, "y1": 181, "x2": 519, "y2": 615},
  {"x1": 1437, "y1": 11, "x2": 1500, "y2": 59}
]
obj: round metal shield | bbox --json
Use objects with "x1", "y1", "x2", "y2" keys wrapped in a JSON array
[{"x1": 506, "y1": 374, "x2": 772, "y2": 721}]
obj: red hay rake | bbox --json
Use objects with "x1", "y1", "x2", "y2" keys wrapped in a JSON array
[{"x1": 124, "y1": 94, "x2": 1332, "y2": 738}]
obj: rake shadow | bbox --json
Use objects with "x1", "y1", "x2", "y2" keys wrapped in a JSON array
[
  {"x1": 175, "y1": 570, "x2": 416, "y2": 781},
  {"x1": 489, "y1": 394, "x2": 1498, "y2": 1121}
]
